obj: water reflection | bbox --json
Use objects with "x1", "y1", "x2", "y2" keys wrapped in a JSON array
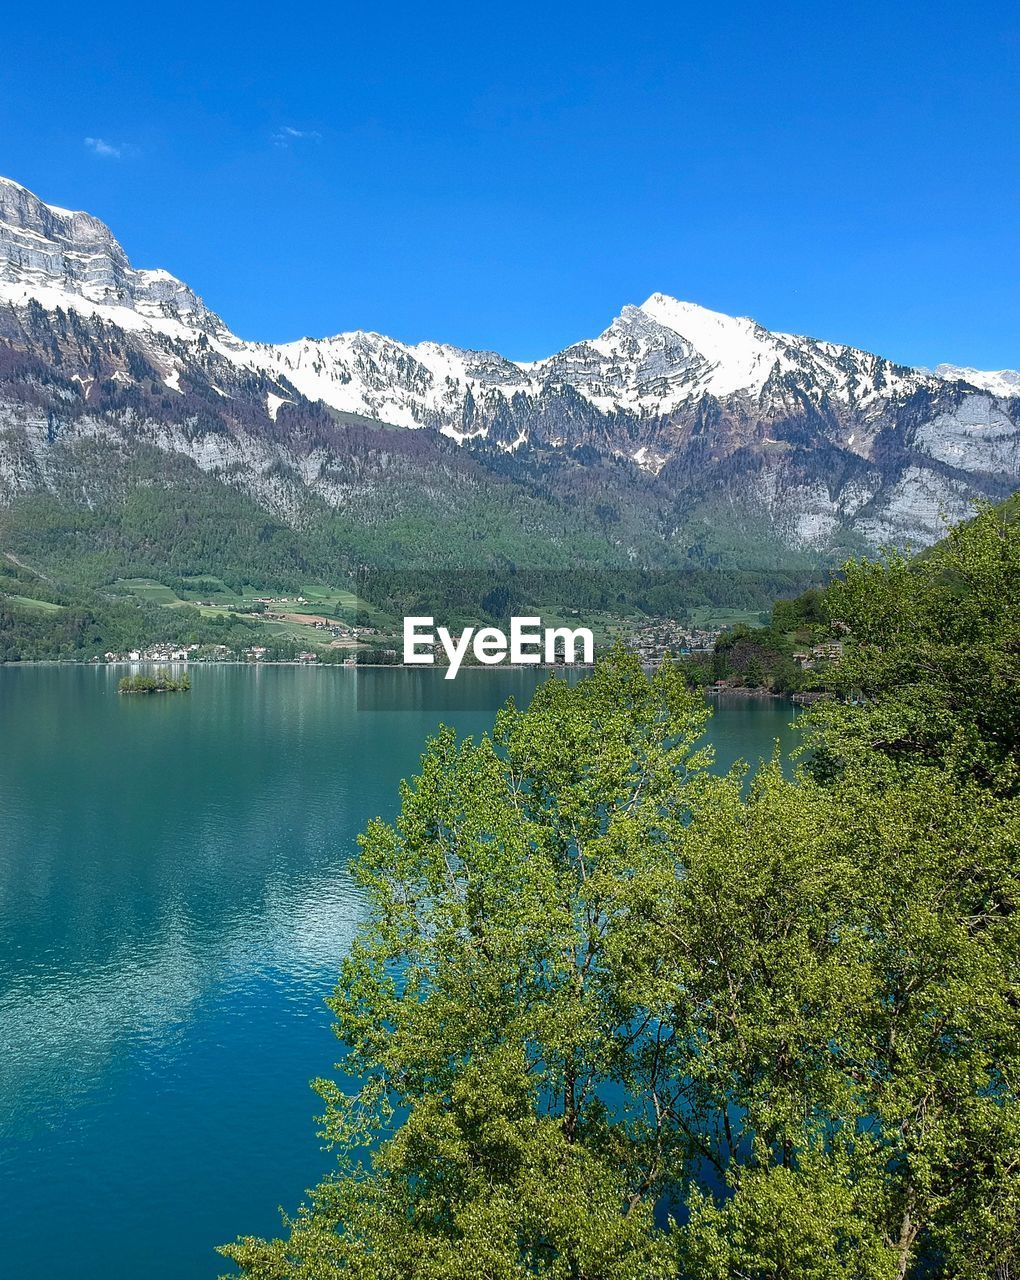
[{"x1": 0, "y1": 666, "x2": 800, "y2": 1279}]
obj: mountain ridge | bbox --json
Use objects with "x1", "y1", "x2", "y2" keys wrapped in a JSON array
[
  {"x1": 3, "y1": 175, "x2": 1014, "y2": 399},
  {"x1": 1, "y1": 173, "x2": 1018, "y2": 570}
]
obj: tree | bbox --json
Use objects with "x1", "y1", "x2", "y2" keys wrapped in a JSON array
[
  {"x1": 221, "y1": 647, "x2": 1020, "y2": 1279},
  {"x1": 222, "y1": 653, "x2": 709, "y2": 1277},
  {"x1": 673, "y1": 762, "x2": 1020, "y2": 1278},
  {"x1": 804, "y1": 501, "x2": 1020, "y2": 793}
]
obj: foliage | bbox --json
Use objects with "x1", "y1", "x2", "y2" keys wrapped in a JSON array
[
  {"x1": 352, "y1": 647, "x2": 401, "y2": 666},
  {"x1": 222, "y1": 654, "x2": 706, "y2": 1277},
  {"x1": 677, "y1": 585, "x2": 835, "y2": 692},
  {"x1": 805, "y1": 500, "x2": 1020, "y2": 792},
  {"x1": 769, "y1": 586, "x2": 830, "y2": 636},
  {"x1": 220, "y1": 629, "x2": 1020, "y2": 1277},
  {"x1": 118, "y1": 671, "x2": 190, "y2": 692}
]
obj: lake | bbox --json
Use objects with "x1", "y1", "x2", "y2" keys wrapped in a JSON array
[{"x1": 0, "y1": 665, "x2": 802, "y2": 1279}]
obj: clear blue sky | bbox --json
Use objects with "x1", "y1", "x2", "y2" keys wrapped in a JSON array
[{"x1": 1, "y1": 0, "x2": 1017, "y2": 368}]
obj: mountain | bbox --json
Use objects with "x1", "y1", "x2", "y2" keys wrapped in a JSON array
[
  {"x1": 0, "y1": 177, "x2": 225, "y2": 335},
  {"x1": 1, "y1": 173, "x2": 1018, "y2": 591},
  {"x1": 933, "y1": 363, "x2": 1020, "y2": 400}
]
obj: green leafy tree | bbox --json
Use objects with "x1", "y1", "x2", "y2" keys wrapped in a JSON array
[
  {"x1": 221, "y1": 646, "x2": 1020, "y2": 1279},
  {"x1": 222, "y1": 654, "x2": 708, "y2": 1278},
  {"x1": 805, "y1": 501, "x2": 1020, "y2": 792},
  {"x1": 673, "y1": 763, "x2": 1020, "y2": 1278}
]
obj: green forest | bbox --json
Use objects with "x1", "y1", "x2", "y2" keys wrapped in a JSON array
[
  {"x1": 220, "y1": 501, "x2": 1020, "y2": 1279},
  {"x1": 0, "y1": 556, "x2": 286, "y2": 662},
  {"x1": 0, "y1": 542, "x2": 824, "y2": 664}
]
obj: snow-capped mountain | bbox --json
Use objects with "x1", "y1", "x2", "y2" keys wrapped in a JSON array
[
  {"x1": 1, "y1": 173, "x2": 1018, "y2": 559},
  {"x1": 934, "y1": 364, "x2": 1020, "y2": 400},
  {"x1": 0, "y1": 176, "x2": 226, "y2": 337},
  {"x1": 246, "y1": 295, "x2": 927, "y2": 441}
]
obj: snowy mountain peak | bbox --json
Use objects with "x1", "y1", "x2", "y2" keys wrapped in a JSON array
[
  {"x1": 1, "y1": 176, "x2": 1019, "y2": 562},
  {"x1": 0, "y1": 174, "x2": 1016, "y2": 453},
  {"x1": 935, "y1": 363, "x2": 1020, "y2": 399},
  {"x1": 638, "y1": 292, "x2": 754, "y2": 334},
  {"x1": 0, "y1": 175, "x2": 225, "y2": 337},
  {"x1": 634, "y1": 293, "x2": 778, "y2": 397}
]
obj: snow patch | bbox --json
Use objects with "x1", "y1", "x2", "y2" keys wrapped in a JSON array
[
  {"x1": 266, "y1": 392, "x2": 293, "y2": 421},
  {"x1": 637, "y1": 294, "x2": 779, "y2": 397}
]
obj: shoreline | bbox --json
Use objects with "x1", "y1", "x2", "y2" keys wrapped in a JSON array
[{"x1": 0, "y1": 659, "x2": 821, "y2": 703}]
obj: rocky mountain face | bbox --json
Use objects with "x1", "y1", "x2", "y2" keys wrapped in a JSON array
[
  {"x1": 1, "y1": 173, "x2": 1018, "y2": 569},
  {"x1": 0, "y1": 178, "x2": 224, "y2": 336}
]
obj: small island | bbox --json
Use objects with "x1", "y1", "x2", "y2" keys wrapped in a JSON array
[{"x1": 118, "y1": 672, "x2": 191, "y2": 694}]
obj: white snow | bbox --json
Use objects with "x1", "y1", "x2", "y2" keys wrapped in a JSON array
[
  {"x1": 266, "y1": 392, "x2": 292, "y2": 421},
  {"x1": 934, "y1": 364, "x2": 1020, "y2": 399},
  {"x1": 637, "y1": 294, "x2": 779, "y2": 396},
  {"x1": 0, "y1": 278, "x2": 200, "y2": 342},
  {"x1": 1, "y1": 173, "x2": 1015, "y2": 469},
  {"x1": 629, "y1": 445, "x2": 667, "y2": 475}
]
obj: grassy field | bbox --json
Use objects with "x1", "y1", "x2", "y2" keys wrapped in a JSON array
[
  {"x1": 113, "y1": 578, "x2": 183, "y2": 604},
  {"x1": 1, "y1": 593, "x2": 64, "y2": 612},
  {"x1": 105, "y1": 575, "x2": 754, "y2": 652},
  {"x1": 111, "y1": 576, "x2": 384, "y2": 648},
  {"x1": 690, "y1": 606, "x2": 770, "y2": 630}
]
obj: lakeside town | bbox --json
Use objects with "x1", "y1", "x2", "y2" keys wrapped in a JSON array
[
  {"x1": 98, "y1": 618, "x2": 724, "y2": 669},
  {"x1": 93, "y1": 607, "x2": 845, "y2": 697}
]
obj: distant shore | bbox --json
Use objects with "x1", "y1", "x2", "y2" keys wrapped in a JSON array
[{"x1": 0, "y1": 659, "x2": 823, "y2": 703}]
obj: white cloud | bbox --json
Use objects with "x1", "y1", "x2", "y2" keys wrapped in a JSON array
[
  {"x1": 84, "y1": 137, "x2": 131, "y2": 159},
  {"x1": 271, "y1": 126, "x2": 322, "y2": 148}
]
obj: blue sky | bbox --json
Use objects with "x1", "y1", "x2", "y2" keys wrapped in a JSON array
[{"x1": 1, "y1": 0, "x2": 1018, "y2": 367}]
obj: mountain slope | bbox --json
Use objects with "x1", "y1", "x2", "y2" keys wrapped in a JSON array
[{"x1": 1, "y1": 173, "x2": 1018, "y2": 581}]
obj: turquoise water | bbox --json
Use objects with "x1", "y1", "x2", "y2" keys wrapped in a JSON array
[{"x1": 0, "y1": 666, "x2": 800, "y2": 1279}]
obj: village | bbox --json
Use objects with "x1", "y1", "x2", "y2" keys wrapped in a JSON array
[
  {"x1": 99, "y1": 642, "x2": 347, "y2": 665},
  {"x1": 94, "y1": 599, "x2": 844, "y2": 683},
  {"x1": 626, "y1": 620, "x2": 723, "y2": 664},
  {"x1": 98, "y1": 617, "x2": 732, "y2": 670}
]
